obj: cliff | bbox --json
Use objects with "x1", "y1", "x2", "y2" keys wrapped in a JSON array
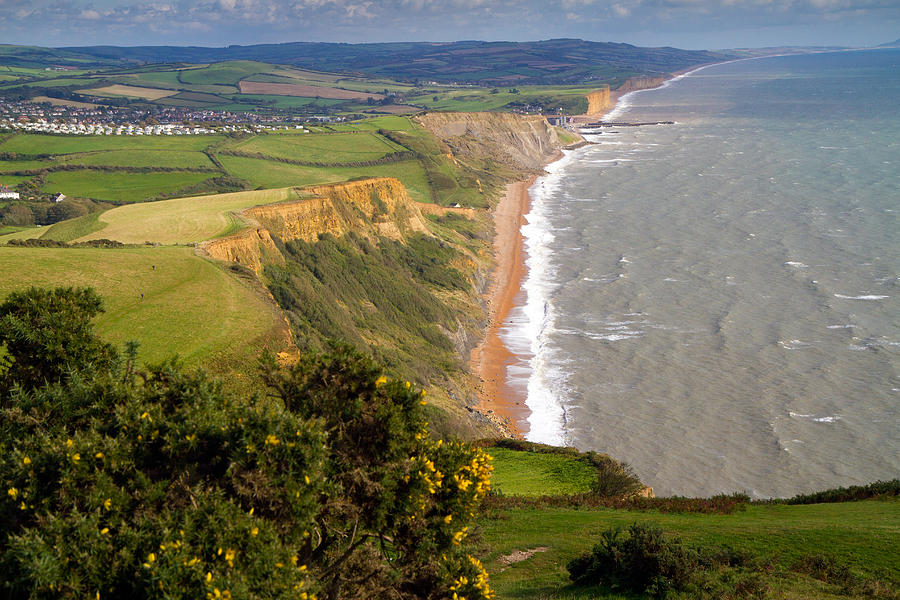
[
  {"x1": 415, "y1": 112, "x2": 564, "y2": 172},
  {"x1": 202, "y1": 177, "x2": 430, "y2": 275},
  {"x1": 616, "y1": 75, "x2": 667, "y2": 93},
  {"x1": 585, "y1": 85, "x2": 612, "y2": 115}
]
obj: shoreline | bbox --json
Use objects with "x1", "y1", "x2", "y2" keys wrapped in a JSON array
[
  {"x1": 471, "y1": 65, "x2": 708, "y2": 440},
  {"x1": 470, "y1": 176, "x2": 538, "y2": 437}
]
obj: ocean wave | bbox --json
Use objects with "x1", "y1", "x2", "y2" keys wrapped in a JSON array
[{"x1": 834, "y1": 294, "x2": 889, "y2": 300}]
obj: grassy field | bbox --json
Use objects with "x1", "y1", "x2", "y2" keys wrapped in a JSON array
[
  {"x1": 0, "y1": 159, "x2": 57, "y2": 172},
  {"x1": 41, "y1": 170, "x2": 213, "y2": 203},
  {"x1": 488, "y1": 448, "x2": 597, "y2": 497},
  {"x1": 0, "y1": 245, "x2": 285, "y2": 367},
  {"x1": 78, "y1": 187, "x2": 299, "y2": 245},
  {"x1": 177, "y1": 60, "x2": 272, "y2": 85},
  {"x1": 61, "y1": 149, "x2": 216, "y2": 169},
  {"x1": 233, "y1": 131, "x2": 402, "y2": 163},
  {"x1": 0, "y1": 133, "x2": 222, "y2": 154},
  {"x1": 40, "y1": 212, "x2": 105, "y2": 242},
  {"x1": 481, "y1": 500, "x2": 900, "y2": 599},
  {"x1": 219, "y1": 155, "x2": 432, "y2": 202}
]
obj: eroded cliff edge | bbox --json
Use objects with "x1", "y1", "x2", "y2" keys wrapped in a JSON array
[{"x1": 201, "y1": 113, "x2": 571, "y2": 438}]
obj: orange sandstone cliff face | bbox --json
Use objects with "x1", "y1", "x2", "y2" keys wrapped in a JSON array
[
  {"x1": 202, "y1": 177, "x2": 429, "y2": 275},
  {"x1": 617, "y1": 75, "x2": 667, "y2": 93},
  {"x1": 585, "y1": 85, "x2": 612, "y2": 116}
]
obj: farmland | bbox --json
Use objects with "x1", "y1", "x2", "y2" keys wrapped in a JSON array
[
  {"x1": 41, "y1": 170, "x2": 213, "y2": 203},
  {"x1": 0, "y1": 245, "x2": 286, "y2": 367},
  {"x1": 78, "y1": 187, "x2": 299, "y2": 245}
]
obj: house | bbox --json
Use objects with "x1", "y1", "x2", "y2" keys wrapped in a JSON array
[
  {"x1": 0, "y1": 185, "x2": 19, "y2": 200},
  {"x1": 53, "y1": 193, "x2": 66, "y2": 203}
]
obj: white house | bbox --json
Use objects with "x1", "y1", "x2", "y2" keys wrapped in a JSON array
[{"x1": 0, "y1": 185, "x2": 19, "y2": 200}]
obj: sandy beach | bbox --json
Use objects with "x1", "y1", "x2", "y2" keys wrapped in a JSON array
[{"x1": 470, "y1": 177, "x2": 537, "y2": 437}]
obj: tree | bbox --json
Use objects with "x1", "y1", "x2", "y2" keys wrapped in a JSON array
[{"x1": 0, "y1": 286, "x2": 119, "y2": 392}]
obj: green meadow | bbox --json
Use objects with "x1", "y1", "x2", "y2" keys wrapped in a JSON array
[
  {"x1": 480, "y1": 500, "x2": 900, "y2": 599},
  {"x1": 61, "y1": 149, "x2": 216, "y2": 169},
  {"x1": 233, "y1": 131, "x2": 402, "y2": 163},
  {"x1": 41, "y1": 170, "x2": 213, "y2": 203},
  {"x1": 0, "y1": 245, "x2": 284, "y2": 367},
  {"x1": 219, "y1": 155, "x2": 432, "y2": 202},
  {"x1": 0, "y1": 133, "x2": 222, "y2": 154},
  {"x1": 488, "y1": 447, "x2": 597, "y2": 496},
  {"x1": 78, "y1": 187, "x2": 299, "y2": 245}
]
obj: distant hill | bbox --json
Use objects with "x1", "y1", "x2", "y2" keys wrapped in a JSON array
[
  {"x1": 878, "y1": 38, "x2": 900, "y2": 47},
  {"x1": 47, "y1": 39, "x2": 729, "y2": 86}
]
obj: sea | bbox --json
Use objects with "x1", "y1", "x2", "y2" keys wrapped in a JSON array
[{"x1": 501, "y1": 48, "x2": 900, "y2": 498}]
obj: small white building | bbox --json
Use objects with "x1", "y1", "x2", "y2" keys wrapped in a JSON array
[
  {"x1": 53, "y1": 193, "x2": 66, "y2": 203},
  {"x1": 0, "y1": 185, "x2": 19, "y2": 200}
]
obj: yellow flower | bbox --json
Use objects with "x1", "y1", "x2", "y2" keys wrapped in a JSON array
[
  {"x1": 7, "y1": 488, "x2": 18, "y2": 499},
  {"x1": 206, "y1": 572, "x2": 213, "y2": 583},
  {"x1": 66, "y1": 438, "x2": 74, "y2": 448},
  {"x1": 100, "y1": 527, "x2": 109, "y2": 535},
  {"x1": 375, "y1": 375, "x2": 387, "y2": 387},
  {"x1": 103, "y1": 498, "x2": 112, "y2": 511},
  {"x1": 22, "y1": 457, "x2": 31, "y2": 466},
  {"x1": 250, "y1": 527, "x2": 259, "y2": 537},
  {"x1": 147, "y1": 553, "x2": 156, "y2": 563},
  {"x1": 95, "y1": 452, "x2": 104, "y2": 459},
  {"x1": 264, "y1": 434, "x2": 279, "y2": 446},
  {"x1": 304, "y1": 475, "x2": 310, "y2": 485},
  {"x1": 72, "y1": 453, "x2": 81, "y2": 463},
  {"x1": 140, "y1": 412, "x2": 150, "y2": 420},
  {"x1": 443, "y1": 514, "x2": 453, "y2": 524}
]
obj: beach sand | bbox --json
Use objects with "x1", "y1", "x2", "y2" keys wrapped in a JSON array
[{"x1": 470, "y1": 177, "x2": 536, "y2": 437}]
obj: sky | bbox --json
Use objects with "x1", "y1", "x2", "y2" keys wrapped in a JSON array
[{"x1": 1, "y1": 0, "x2": 898, "y2": 50}]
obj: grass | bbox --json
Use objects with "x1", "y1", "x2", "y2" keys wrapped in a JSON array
[
  {"x1": 233, "y1": 131, "x2": 401, "y2": 163},
  {"x1": 0, "y1": 159, "x2": 57, "y2": 173},
  {"x1": 40, "y1": 211, "x2": 105, "y2": 242},
  {"x1": 0, "y1": 245, "x2": 286, "y2": 367},
  {"x1": 41, "y1": 170, "x2": 214, "y2": 203},
  {"x1": 219, "y1": 155, "x2": 432, "y2": 203},
  {"x1": 488, "y1": 448, "x2": 597, "y2": 497},
  {"x1": 177, "y1": 60, "x2": 273, "y2": 86},
  {"x1": 61, "y1": 149, "x2": 216, "y2": 169},
  {"x1": 77, "y1": 187, "x2": 299, "y2": 245},
  {"x1": 0, "y1": 133, "x2": 222, "y2": 154},
  {"x1": 0, "y1": 174, "x2": 34, "y2": 187},
  {"x1": 479, "y1": 500, "x2": 900, "y2": 599}
]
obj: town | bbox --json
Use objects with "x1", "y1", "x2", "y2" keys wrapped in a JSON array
[{"x1": 0, "y1": 98, "x2": 344, "y2": 136}]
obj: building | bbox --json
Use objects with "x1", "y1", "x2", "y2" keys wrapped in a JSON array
[{"x1": 0, "y1": 185, "x2": 20, "y2": 200}]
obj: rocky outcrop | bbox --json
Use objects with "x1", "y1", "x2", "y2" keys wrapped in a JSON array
[
  {"x1": 585, "y1": 85, "x2": 612, "y2": 115},
  {"x1": 415, "y1": 112, "x2": 564, "y2": 172},
  {"x1": 202, "y1": 177, "x2": 430, "y2": 275},
  {"x1": 616, "y1": 75, "x2": 667, "y2": 93}
]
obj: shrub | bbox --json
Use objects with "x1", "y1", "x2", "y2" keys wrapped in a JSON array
[
  {"x1": 0, "y1": 286, "x2": 119, "y2": 392},
  {"x1": 567, "y1": 523, "x2": 698, "y2": 598},
  {"x1": 1, "y1": 289, "x2": 498, "y2": 599}
]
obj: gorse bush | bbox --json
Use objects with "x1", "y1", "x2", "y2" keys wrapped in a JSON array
[
  {"x1": 0, "y1": 287, "x2": 496, "y2": 600},
  {"x1": 567, "y1": 523, "x2": 698, "y2": 598}
]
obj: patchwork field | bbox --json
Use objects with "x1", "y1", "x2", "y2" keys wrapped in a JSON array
[
  {"x1": 0, "y1": 133, "x2": 222, "y2": 154},
  {"x1": 59, "y1": 149, "x2": 216, "y2": 169},
  {"x1": 0, "y1": 245, "x2": 286, "y2": 366},
  {"x1": 239, "y1": 80, "x2": 384, "y2": 100},
  {"x1": 219, "y1": 155, "x2": 431, "y2": 202},
  {"x1": 41, "y1": 170, "x2": 213, "y2": 203},
  {"x1": 233, "y1": 131, "x2": 401, "y2": 163},
  {"x1": 78, "y1": 84, "x2": 178, "y2": 100},
  {"x1": 78, "y1": 187, "x2": 299, "y2": 245}
]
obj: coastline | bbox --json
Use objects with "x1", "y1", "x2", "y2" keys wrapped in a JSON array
[
  {"x1": 470, "y1": 176, "x2": 539, "y2": 437},
  {"x1": 471, "y1": 65, "x2": 710, "y2": 440}
]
